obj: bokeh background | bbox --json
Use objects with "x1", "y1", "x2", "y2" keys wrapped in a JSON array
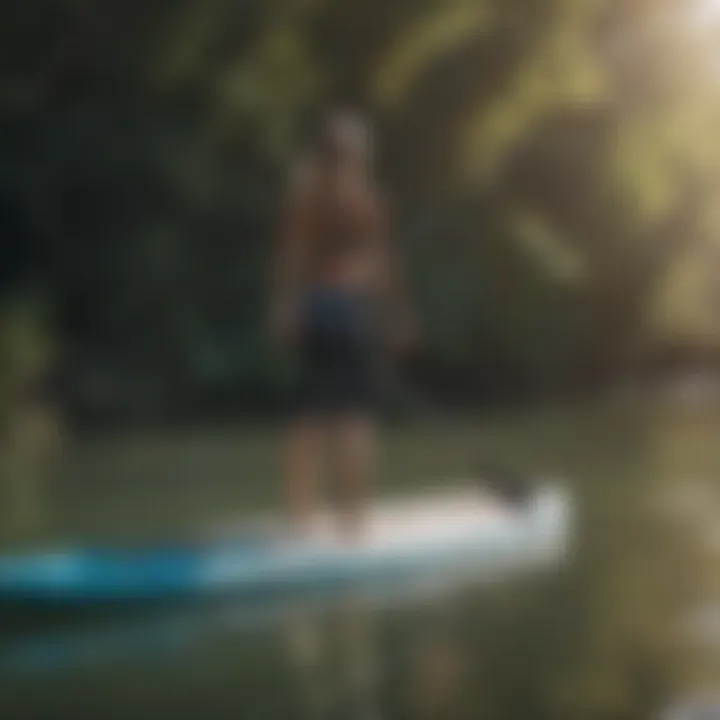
[
  {"x1": 4, "y1": 1, "x2": 720, "y2": 718},
  {"x1": 5, "y1": 0, "x2": 720, "y2": 427}
]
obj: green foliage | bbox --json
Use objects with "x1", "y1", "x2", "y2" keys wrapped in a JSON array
[
  {"x1": 1, "y1": 0, "x2": 717, "y2": 421},
  {"x1": 0, "y1": 295, "x2": 55, "y2": 418}
]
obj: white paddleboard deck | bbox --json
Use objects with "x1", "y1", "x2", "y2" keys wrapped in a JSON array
[{"x1": 0, "y1": 483, "x2": 572, "y2": 603}]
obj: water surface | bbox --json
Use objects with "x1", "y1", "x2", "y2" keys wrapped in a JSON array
[{"x1": 1, "y1": 399, "x2": 719, "y2": 719}]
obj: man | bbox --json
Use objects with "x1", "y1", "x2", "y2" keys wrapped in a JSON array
[{"x1": 271, "y1": 109, "x2": 416, "y2": 539}]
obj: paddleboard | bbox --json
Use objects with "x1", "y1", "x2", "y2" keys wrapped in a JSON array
[{"x1": 0, "y1": 483, "x2": 571, "y2": 604}]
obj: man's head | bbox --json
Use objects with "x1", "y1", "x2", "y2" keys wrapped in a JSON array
[{"x1": 318, "y1": 109, "x2": 374, "y2": 170}]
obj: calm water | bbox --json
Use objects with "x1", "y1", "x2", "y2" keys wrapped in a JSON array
[{"x1": 2, "y1": 398, "x2": 720, "y2": 719}]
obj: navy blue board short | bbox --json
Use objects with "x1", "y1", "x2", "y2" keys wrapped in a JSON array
[{"x1": 295, "y1": 287, "x2": 378, "y2": 416}]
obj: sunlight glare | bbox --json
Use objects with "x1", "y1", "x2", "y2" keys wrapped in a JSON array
[{"x1": 691, "y1": 0, "x2": 720, "y2": 27}]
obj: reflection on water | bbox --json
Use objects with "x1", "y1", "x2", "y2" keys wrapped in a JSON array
[
  {"x1": 285, "y1": 602, "x2": 381, "y2": 720},
  {"x1": 2, "y1": 398, "x2": 720, "y2": 719},
  {"x1": 285, "y1": 595, "x2": 476, "y2": 720},
  {"x1": 403, "y1": 616, "x2": 471, "y2": 719}
]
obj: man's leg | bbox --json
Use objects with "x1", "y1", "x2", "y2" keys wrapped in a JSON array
[
  {"x1": 334, "y1": 414, "x2": 375, "y2": 539},
  {"x1": 285, "y1": 417, "x2": 326, "y2": 534}
]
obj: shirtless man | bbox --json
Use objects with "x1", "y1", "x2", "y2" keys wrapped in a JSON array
[{"x1": 271, "y1": 109, "x2": 416, "y2": 538}]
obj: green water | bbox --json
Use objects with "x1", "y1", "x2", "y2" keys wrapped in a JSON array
[{"x1": 2, "y1": 399, "x2": 720, "y2": 719}]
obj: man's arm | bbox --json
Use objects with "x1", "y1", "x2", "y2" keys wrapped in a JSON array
[
  {"x1": 375, "y1": 193, "x2": 418, "y2": 346},
  {"x1": 271, "y1": 165, "x2": 311, "y2": 339}
]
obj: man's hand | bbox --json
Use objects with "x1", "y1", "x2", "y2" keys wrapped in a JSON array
[
  {"x1": 390, "y1": 314, "x2": 422, "y2": 357},
  {"x1": 270, "y1": 302, "x2": 301, "y2": 348}
]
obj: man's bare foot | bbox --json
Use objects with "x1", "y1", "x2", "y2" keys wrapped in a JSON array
[{"x1": 337, "y1": 512, "x2": 368, "y2": 546}]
